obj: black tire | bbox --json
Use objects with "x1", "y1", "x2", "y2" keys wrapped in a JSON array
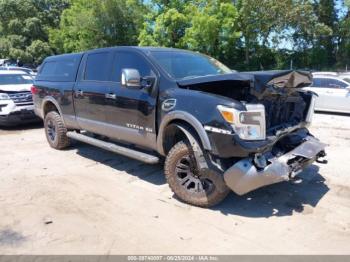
[
  {"x1": 164, "y1": 141, "x2": 230, "y2": 207},
  {"x1": 44, "y1": 111, "x2": 70, "y2": 150}
]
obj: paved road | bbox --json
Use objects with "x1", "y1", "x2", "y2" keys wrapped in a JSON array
[{"x1": 0, "y1": 113, "x2": 350, "y2": 254}]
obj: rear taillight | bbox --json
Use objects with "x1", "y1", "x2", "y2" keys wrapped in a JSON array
[{"x1": 31, "y1": 85, "x2": 39, "y2": 95}]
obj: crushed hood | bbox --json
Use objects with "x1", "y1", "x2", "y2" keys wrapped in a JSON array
[
  {"x1": 177, "y1": 70, "x2": 312, "y2": 100},
  {"x1": 176, "y1": 73, "x2": 253, "y2": 87},
  {"x1": 246, "y1": 70, "x2": 312, "y2": 99},
  {"x1": 0, "y1": 84, "x2": 32, "y2": 92}
]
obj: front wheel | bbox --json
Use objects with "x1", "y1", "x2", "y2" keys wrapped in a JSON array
[
  {"x1": 44, "y1": 111, "x2": 70, "y2": 150},
  {"x1": 164, "y1": 141, "x2": 230, "y2": 207}
]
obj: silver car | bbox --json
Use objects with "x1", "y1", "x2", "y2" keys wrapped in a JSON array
[{"x1": 304, "y1": 75, "x2": 350, "y2": 114}]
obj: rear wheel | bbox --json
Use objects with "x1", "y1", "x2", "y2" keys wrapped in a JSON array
[
  {"x1": 164, "y1": 141, "x2": 230, "y2": 207},
  {"x1": 44, "y1": 111, "x2": 70, "y2": 150}
]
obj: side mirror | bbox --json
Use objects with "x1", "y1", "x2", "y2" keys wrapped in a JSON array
[{"x1": 121, "y1": 69, "x2": 141, "y2": 89}]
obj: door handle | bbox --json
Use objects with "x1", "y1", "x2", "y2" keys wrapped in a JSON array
[{"x1": 105, "y1": 93, "x2": 117, "y2": 99}]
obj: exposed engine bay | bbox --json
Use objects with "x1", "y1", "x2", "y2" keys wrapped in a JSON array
[{"x1": 177, "y1": 70, "x2": 314, "y2": 136}]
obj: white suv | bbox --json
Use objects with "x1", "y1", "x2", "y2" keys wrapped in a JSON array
[{"x1": 0, "y1": 70, "x2": 40, "y2": 126}]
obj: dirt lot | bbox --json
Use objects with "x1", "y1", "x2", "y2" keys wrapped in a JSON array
[{"x1": 0, "y1": 113, "x2": 350, "y2": 255}]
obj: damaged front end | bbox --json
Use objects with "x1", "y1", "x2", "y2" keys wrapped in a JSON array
[
  {"x1": 178, "y1": 70, "x2": 326, "y2": 194},
  {"x1": 248, "y1": 70, "x2": 316, "y2": 137},
  {"x1": 223, "y1": 132, "x2": 327, "y2": 195}
]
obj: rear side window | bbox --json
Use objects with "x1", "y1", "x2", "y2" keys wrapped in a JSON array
[
  {"x1": 37, "y1": 55, "x2": 82, "y2": 82},
  {"x1": 84, "y1": 52, "x2": 110, "y2": 81},
  {"x1": 111, "y1": 52, "x2": 152, "y2": 82},
  {"x1": 40, "y1": 62, "x2": 57, "y2": 76}
]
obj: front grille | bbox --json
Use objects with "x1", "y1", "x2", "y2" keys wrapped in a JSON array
[
  {"x1": 8, "y1": 92, "x2": 33, "y2": 106},
  {"x1": 263, "y1": 96, "x2": 306, "y2": 133}
]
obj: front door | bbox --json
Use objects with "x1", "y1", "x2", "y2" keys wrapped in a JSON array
[{"x1": 104, "y1": 51, "x2": 158, "y2": 150}]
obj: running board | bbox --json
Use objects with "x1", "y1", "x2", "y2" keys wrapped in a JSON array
[{"x1": 66, "y1": 131, "x2": 159, "y2": 164}]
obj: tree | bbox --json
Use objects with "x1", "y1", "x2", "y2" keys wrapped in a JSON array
[
  {"x1": 139, "y1": 0, "x2": 240, "y2": 67},
  {"x1": 49, "y1": 0, "x2": 147, "y2": 53},
  {"x1": 336, "y1": 1, "x2": 350, "y2": 69},
  {"x1": 236, "y1": 0, "x2": 333, "y2": 70},
  {"x1": 311, "y1": 0, "x2": 338, "y2": 69},
  {"x1": 0, "y1": 0, "x2": 69, "y2": 65}
]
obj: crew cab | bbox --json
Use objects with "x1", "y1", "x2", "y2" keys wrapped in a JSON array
[
  {"x1": 32, "y1": 47, "x2": 326, "y2": 207},
  {"x1": 0, "y1": 70, "x2": 40, "y2": 126}
]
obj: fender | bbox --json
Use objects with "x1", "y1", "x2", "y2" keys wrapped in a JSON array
[
  {"x1": 41, "y1": 96, "x2": 63, "y2": 116},
  {"x1": 157, "y1": 111, "x2": 212, "y2": 156},
  {"x1": 41, "y1": 96, "x2": 66, "y2": 124},
  {"x1": 176, "y1": 125, "x2": 208, "y2": 170}
]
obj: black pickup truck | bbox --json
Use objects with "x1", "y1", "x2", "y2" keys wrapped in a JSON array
[{"x1": 32, "y1": 46, "x2": 327, "y2": 207}]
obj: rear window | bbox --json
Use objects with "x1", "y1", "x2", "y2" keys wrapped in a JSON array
[
  {"x1": 37, "y1": 54, "x2": 82, "y2": 82},
  {"x1": 0, "y1": 74, "x2": 33, "y2": 85}
]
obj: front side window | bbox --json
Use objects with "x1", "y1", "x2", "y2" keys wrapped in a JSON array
[
  {"x1": 0, "y1": 74, "x2": 33, "y2": 85},
  {"x1": 150, "y1": 51, "x2": 232, "y2": 80},
  {"x1": 111, "y1": 52, "x2": 153, "y2": 82},
  {"x1": 85, "y1": 52, "x2": 110, "y2": 81}
]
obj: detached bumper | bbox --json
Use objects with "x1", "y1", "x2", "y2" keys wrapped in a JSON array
[{"x1": 224, "y1": 136, "x2": 327, "y2": 195}]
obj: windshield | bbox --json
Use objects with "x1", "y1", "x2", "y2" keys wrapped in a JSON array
[
  {"x1": 342, "y1": 78, "x2": 350, "y2": 84},
  {"x1": 150, "y1": 51, "x2": 232, "y2": 79},
  {"x1": 0, "y1": 74, "x2": 33, "y2": 85}
]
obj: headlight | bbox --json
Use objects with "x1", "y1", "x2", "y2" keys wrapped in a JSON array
[
  {"x1": 217, "y1": 104, "x2": 266, "y2": 140},
  {"x1": 0, "y1": 93, "x2": 10, "y2": 100}
]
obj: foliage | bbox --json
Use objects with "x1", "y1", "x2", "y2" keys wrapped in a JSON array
[
  {"x1": 49, "y1": 0, "x2": 147, "y2": 53},
  {"x1": 139, "y1": 0, "x2": 240, "y2": 66},
  {"x1": 0, "y1": 0, "x2": 69, "y2": 65},
  {"x1": 0, "y1": 0, "x2": 349, "y2": 70}
]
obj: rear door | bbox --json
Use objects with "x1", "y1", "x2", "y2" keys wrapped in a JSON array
[
  {"x1": 73, "y1": 51, "x2": 114, "y2": 134},
  {"x1": 104, "y1": 50, "x2": 158, "y2": 150}
]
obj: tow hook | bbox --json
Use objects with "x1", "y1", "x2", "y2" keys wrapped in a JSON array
[
  {"x1": 316, "y1": 150, "x2": 328, "y2": 164},
  {"x1": 253, "y1": 153, "x2": 268, "y2": 170}
]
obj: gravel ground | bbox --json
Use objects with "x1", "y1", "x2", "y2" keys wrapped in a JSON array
[{"x1": 0, "y1": 113, "x2": 350, "y2": 255}]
